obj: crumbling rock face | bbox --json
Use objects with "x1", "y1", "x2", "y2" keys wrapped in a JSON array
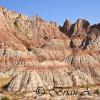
[
  {"x1": 61, "y1": 20, "x2": 72, "y2": 35},
  {"x1": 61, "y1": 19, "x2": 90, "y2": 37},
  {"x1": 73, "y1": 19, "x2": 90, "y2": 35},
  {"x1": 0, "y1": 6, "x2": 65, "y2": 49},
  {"x1": 7, "y1": 62, "x2": 95, "y2": 92},
  {"x1": 0, "y1": 7, "x2": 100, "y2": 92},
  {"x1": 64, "y1": 50, "x2": 100, "y2": 66},
  {"x1": 33, "y1": 38, "x2": 72, "y2": 61}
]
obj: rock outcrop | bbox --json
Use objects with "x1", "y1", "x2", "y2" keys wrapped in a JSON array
[
  {"x1": 61, "y1": 19, "x2": 90, "y2": 37},
  {"x1": 0, "y1": 6, "x2": 100, "y2": 93}
]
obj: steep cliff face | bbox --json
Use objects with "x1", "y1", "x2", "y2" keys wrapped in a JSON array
[
  {"x1": 0, "y1": 6, "x2": 100, "y2": 92},
  {"x1": 61, "y1": 19, "x2": 90, "y2": 37}
]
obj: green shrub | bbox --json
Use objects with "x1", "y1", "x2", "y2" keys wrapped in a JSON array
[
  {"x1": 1, "y1": 96, "x2": 9, "y2": 100},
  {"x1": 13, "y1": 20, "x2": 19, "y2": 29},
  {"x1": 44, "y1": 36, "x2": 48, "y2": 40},
  {"x1": 24, "y1": 29, "x2": 28, "y2": 36}
]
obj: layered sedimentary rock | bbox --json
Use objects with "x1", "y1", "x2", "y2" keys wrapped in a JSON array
[{"x1": 0, "y1": 6, "x2": 100, "y2": 92}]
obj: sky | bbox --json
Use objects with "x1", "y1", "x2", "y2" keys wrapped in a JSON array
[{"x1": 0, "y1": 0, "x2": 100, "y2": 25}]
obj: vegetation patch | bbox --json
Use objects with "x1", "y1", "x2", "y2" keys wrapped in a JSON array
[
  {"x1": 1, "y1": 96, "x2": 9, "y2": 100},
  {"x1": 13, "y1": 20, "x2": 19, "y2": 29},
  {"x1": 44, "y1": 36, "x2": 48, "y2": 40}
]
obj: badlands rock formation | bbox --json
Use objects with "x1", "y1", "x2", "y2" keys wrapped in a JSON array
[{"x1": 0, "y1": 6, "x2": 100, "y2": 93}]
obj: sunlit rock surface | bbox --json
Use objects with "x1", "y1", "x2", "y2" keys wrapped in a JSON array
[{"x1": 0, "y1": 7, "x2": 100, "y2": 95}]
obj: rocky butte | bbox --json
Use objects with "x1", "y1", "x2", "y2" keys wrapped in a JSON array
[{"x1": 0, "y1": 6, "x2": 100, "y2": 100}]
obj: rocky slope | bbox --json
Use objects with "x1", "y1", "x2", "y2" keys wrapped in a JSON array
[{"x1": 0, "y1": 6, "x2": 100, "y2": 95}]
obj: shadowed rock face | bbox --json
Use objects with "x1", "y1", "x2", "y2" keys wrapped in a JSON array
[
  {"x1": 0, "y1": 6, "x2": 100, "y2": 92},
  {"x1": 61, "y1": 19, "x2": 90, "y2": 37}
]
